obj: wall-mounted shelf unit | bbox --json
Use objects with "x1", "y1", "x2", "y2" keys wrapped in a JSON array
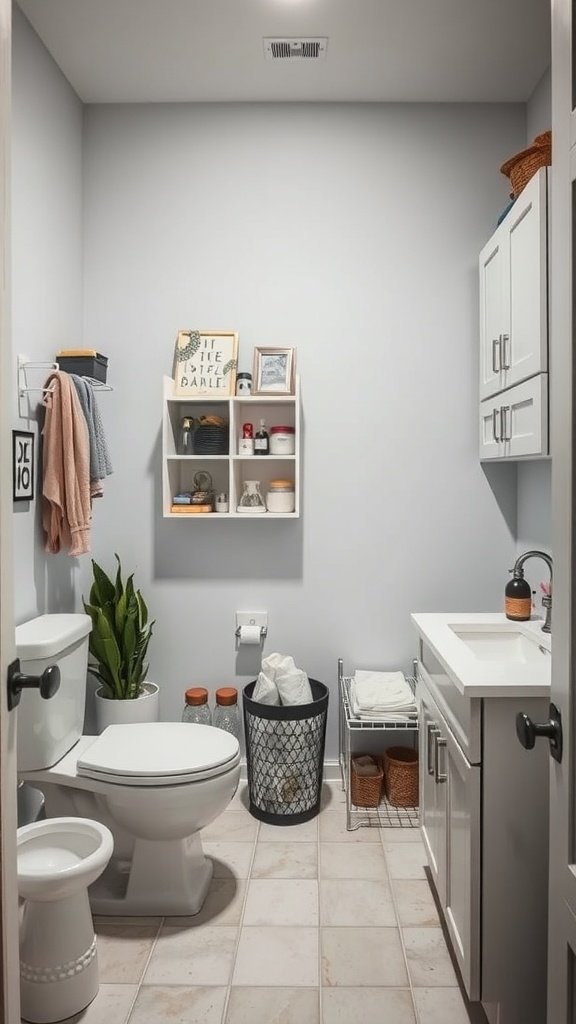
[{"x1": 161, "y1": 375, "x2": 301, "y2": 519}]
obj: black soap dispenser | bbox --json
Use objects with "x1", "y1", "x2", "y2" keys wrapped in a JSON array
[{"x1": 505, "y1": 567, "x2": 532, "y2": 621}]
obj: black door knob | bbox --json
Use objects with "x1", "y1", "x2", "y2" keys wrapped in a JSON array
[
  {"x1": 516, "y1": 702, "x2": 563, "y2": 763},
  {"x1": 7, "y1": 659, "x2": 61, "y2": 711}
]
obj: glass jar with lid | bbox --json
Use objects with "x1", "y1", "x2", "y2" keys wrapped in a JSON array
[
  {"x1": 237, "y1": 480, "x2": 266, "y2": 513},
  {"x1": 266, "y1": 479, "x2": 295, "y2": 514},
  {"x1": 182, "y1": 687, "x2": 212, "y2": 725},
  {"x1": 213, "y1": 688, "x2": 242, "y2": 743}
]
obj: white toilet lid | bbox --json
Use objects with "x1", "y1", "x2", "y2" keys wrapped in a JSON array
[{"x1": 77, "y1": 723, "x2": 240, "y2": 786}]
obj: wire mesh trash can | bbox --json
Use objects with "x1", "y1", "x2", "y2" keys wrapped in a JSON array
[{"x1": 243, "y1": 679, "x2": 329, "y2": 824}]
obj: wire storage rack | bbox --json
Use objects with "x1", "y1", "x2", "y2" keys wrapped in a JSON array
[{"x1": 338, "y1": 657, "x2": 420, "y2": 831}]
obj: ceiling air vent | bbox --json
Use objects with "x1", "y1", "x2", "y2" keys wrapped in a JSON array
[{"x1": 264, "y1": 38, "x2": 328, "y2": 62}]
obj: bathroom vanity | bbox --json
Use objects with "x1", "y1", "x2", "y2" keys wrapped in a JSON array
[{"x1": 412, "y1": 612, "x2": 551, "y2": 1024}]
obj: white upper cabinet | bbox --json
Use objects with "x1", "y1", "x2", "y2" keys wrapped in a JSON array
[{"x1": 479, "y1": 168, "x2": 548, "y2": 401}]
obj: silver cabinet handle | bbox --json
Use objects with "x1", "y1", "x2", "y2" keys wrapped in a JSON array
[
  {"x1": 501, "y1": 405, "x2": 512, "y2": 441},
  {"x1": 434, "y1": 735, "x2": 447, "y2": 784},
  {"x1": 492, "y1": 337, "x2": 501, "y2": 374},
  {"x1": 492, "y1": 407, "x2": 501, "y2": 442},
  {"x1": 501, "y1": 333, "x2": 511, "y2": 370},
  {"x1": 426, "y1": 721, "x2": 439, "y2": 776}
]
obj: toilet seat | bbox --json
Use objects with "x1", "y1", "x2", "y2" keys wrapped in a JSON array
[{"x1": 77, "y1": 722, "x2": 241, "y2": 787}]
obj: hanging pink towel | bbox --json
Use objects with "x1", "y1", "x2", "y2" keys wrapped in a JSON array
[{"x1": 42, "y1": 371, "x2": 91, "y2": 556}]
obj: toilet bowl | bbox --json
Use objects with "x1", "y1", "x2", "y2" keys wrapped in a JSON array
[
  {"x1": 18, "y1": 817, "x2": 113, "y2": 1024},
  {"x1": 16, "y1": 609, "x2": 241, "y2": 917}
]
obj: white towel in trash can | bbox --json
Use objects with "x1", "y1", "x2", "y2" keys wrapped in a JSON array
[{"x1": 253, "y1": 652, "x2": 313, "y2": 706}]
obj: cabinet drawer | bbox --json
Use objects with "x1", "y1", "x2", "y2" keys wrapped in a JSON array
[
  {"x1": 417, "y1": 647, "x2": 481, "y2": 763},
  {"x1": 479, "y1": 374, "x2": 548, "y2": 461}
]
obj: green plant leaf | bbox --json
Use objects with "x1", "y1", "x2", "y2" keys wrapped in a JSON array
[
  {"x1": 91, "y1": 559, "x2": 116, "y2": 607},
  {"x1": 115, "y1": 590, "x2": 128, "y2": 639},
  {"x1": 114, "y1": 553, "x2": 124, "y2": 601},
  {"x1": 135, "y1": 590, "x2": 148, "y2": 630}
]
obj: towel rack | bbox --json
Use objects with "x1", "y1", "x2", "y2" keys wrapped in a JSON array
[{"x1": 18, "y1": 359, "x2": 114, "y2": 398}]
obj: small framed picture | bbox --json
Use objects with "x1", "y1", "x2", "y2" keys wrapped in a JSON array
[
  {"x1": 13, "y1": 430, "x2": 35, "y2": 502},
  {"x1": 253, "y1": 347, "x2": 296, "y2": 395},
  {"x1": 174, "y1": 330, "x2": 239, "y2": 397}
]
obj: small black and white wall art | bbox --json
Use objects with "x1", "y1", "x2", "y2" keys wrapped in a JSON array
[{"x1": 12, "y1": 430, "x2": 35, "y2": 502}]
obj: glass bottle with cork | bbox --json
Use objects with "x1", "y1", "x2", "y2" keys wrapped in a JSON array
[
  {"x1": 181, "y1": 687, "x2": 212, "y2": 725},
  {"x1": 213, "y1": 687, "x2": 242, "y2": 742}
]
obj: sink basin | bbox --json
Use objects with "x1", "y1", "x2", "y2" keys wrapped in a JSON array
[{"x1": 450, "y1": 626, "x2": 549, "y2": 664}]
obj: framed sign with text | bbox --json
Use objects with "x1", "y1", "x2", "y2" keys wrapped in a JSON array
[
  {"x1": 174, "y1": 331, "x2": 238, "y2": 397},
  {"x1": 13, "y1": 430, "x2": 34, "y2": 502}
]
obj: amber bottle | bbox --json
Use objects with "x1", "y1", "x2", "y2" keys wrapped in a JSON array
[{"x1": 505, "y1": 571, "x2": 532, "y2": 621}]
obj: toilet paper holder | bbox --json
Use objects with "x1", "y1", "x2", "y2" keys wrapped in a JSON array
[
  {"x1": 235, "y1": 611, "x2": 268, "y2": 644},
  {"x1": 235, "y1": 624, "x2": 268, "y2": 642}
]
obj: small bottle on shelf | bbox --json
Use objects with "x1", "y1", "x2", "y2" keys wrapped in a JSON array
[
  {"x1": 254, "y1": 419, "x2": 269, "y2": 455},
  {"x1": 182, "y1": 688, "x2": 212, "y2": 725},
  {"x1": 178, "y1": 417, "x2": 194, "y2": 456},
  {"x1": 239, "y1": 422, "x2": 254, "y2": 456}
]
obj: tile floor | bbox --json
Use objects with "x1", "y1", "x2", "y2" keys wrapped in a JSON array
[{"x1": 51, "y1": 782, "x2": 475, "y2": 1024}]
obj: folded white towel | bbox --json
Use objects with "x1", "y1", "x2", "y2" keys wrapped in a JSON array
[
  {"x1": 350, "y1": 691, "x2": 417, "y2": 721},
  {"x1": 352, "y1": 670, "x2": 415, "y2": 712}
]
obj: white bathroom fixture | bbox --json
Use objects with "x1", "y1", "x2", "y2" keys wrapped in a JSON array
[
  {"x1": 17, "y1": 816, "x2": 113, "y2": 1023},
  {"x1": 16, "y1": 614, "x2": 241, "y2": 916}
]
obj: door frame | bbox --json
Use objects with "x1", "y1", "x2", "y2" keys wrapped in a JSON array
[{"x1": 0, "y1": 0, "x2": 22, "y2": 1019}]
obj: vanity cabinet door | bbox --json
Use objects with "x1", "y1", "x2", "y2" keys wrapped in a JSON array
[
  {"x1": 419, "y1": 686, "x2": 447, "y2": 905},
  {"x1": 443, "y1": 725, "x2": 481, "y2": 1001}
]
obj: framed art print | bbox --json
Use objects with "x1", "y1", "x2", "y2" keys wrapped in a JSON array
[
  {"x1": 174, "y1": 330, "x2": 238, "y2": 397},
  {"x1": 253, "y1": 347, "x2": 296, "y2": 395},
  {"x1": 13, "y1": 430, "x2": 34, "y2": 502}
]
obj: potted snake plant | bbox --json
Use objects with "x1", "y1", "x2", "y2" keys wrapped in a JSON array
[{"x1": 83, "y1": 555, "x2": 158, "y2": 732}]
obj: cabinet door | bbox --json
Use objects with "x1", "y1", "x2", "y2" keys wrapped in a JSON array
[
  {"x1": 480, "y1": 375, "x2": 548, "y2": 460},
  {"x1": 479, "y1": 232, "x2": 505, "y2": 400},
  {"x1": 419, "y1": 687, "x2": 447, "y2": 905},
  {"x1": 500, "y1": 374, "x2": 548, "y2": 458},
  {"x1": 443, "y1": 724, "x2": 481, "y2": 1001},
  {"x1": 479, "y1": 393, "x2": 505, "y2": 459},
  {"x1": 503, "y1": 169, "x2": 548, "y2": 390}
]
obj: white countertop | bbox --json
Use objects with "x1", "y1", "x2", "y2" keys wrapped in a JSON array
[{"x1": 411, "y1": 612, "x2": 551, "y2": 698}]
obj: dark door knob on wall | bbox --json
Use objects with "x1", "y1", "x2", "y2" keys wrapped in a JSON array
[
  {"x1": 7, "y1": 659, "x2": 61, "y2": 712},
  {"x1": 516, "y1": 703, "x2": 563, "y2": 763}
]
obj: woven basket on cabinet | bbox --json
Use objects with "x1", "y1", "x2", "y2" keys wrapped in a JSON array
[
  {"x1": 500, "y1": 131, "x2": 552, "y2": 198},
  {"x1": 383, "y1": 747, "x2": 419, "y2": 808}
]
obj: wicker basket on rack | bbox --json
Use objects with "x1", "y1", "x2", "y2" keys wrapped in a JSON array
[
  {"x1": 500, "y1": 131, "x2": 552, "y2": 198},
  {"x1": 383, "y1": 747, "x2": 419, "y2": 808},
  {"x1": 350, "y1": 755, "x2": 383, "y2": 808}
]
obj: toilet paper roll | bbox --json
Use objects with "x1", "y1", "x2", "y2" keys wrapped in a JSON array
[{"x1": 238, "y1": 624, "x2": 261, "y2": 645}]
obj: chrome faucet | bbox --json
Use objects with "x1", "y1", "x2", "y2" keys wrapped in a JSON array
[{"x1": 511, "y1": 550, "x2": 553, "y2": 634}]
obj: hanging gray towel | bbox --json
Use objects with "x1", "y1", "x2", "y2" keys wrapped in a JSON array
[{"x1": 70, "y1": 374, "x2": 113, "y2": 483}]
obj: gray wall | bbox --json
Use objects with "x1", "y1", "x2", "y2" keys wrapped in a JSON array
[
  {"x1": 12, "y1": 8, "x2": 83, "y2": 623},
  {"x1": 82, "y1": 102, "x2": 523, "y2": 755}
]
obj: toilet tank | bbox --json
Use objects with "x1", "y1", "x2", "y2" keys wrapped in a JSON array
[{"x1": 15, "y1": 614, "x2": 92, "y2": 771}]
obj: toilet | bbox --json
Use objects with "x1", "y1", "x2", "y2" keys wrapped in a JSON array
[
  {"x1": 18, "y1": 816, "x2": 113, "y2": 1023},
  {"x1": 16, "y1": 614, "x2": 241, "y2": 916}
]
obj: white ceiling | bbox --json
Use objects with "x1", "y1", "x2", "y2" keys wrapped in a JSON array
[{"x1": 18, "y1": 0, "x2": 550, "y2": 104}]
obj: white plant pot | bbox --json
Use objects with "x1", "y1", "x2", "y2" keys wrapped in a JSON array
[{"x1": 94, "y1": 682, "x2": 160, "y2": 734}]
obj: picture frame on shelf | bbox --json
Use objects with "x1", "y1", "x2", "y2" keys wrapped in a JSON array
[
  {"x1": 12, "y1": 430, "x2": 34, "y2": 502},
  {"x1": 252, "y1": 347, "x2": 296, "y2": 395},
  {"x1": 174, "y1": 330, "x2": 238, "y2": 397}
]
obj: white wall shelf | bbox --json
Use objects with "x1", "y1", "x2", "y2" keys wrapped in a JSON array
[{"x1": 162, "y1": 375, "x2": 301, "y2": 518}]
